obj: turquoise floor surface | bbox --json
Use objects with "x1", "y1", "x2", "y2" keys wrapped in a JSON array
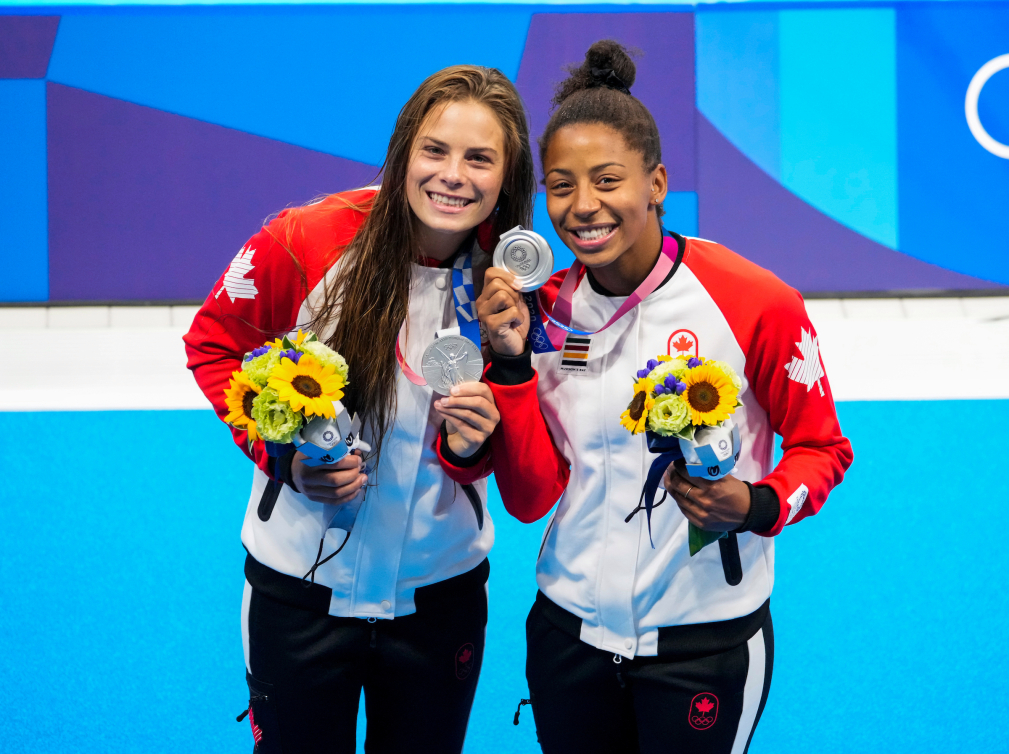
[{"x1": 1, "y1": 402, "x2": 1006, "y2": 752}]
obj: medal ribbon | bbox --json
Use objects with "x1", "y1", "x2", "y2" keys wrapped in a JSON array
[
  {"x1": 397, "y1": 251, "x2": 479, "y2": 386},
  {"x1": 527, "y1": 233, "x2": 679, "y2": 353}
]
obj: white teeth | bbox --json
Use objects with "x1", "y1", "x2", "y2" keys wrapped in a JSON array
[
  {"x1": 430, "y1": 192, "x2": 470, "y2": 208},
  {"x1": 574, "y1": 226, "x2": 615, "y2": 241}
]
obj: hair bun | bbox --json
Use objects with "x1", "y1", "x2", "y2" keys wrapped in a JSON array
[{"x1": 552, "y1": 40, "x2": 638, "y2": 107}]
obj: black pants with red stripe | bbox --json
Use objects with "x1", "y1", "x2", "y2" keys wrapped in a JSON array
[
  {"x1": 242, "y1": 558, "x2": 488, "y2": 754},
  {"x1": 525, "y1": 593, "x2": 774, "y2": 754}
]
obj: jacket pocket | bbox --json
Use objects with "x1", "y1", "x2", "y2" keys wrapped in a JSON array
[
  {"x1": 460, "y1": 483, "x2": 484, "y2": 530},
  {"x1": 537, "y1": 515, "x2": 556, "y2": 561},
  {"x1": 258, "y1": 479, "x2": 283, "y2": 522}
]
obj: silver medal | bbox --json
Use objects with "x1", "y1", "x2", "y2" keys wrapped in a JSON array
[
  {"x1": 493, "y1": 226, "x2": 554, "y2": 292},
  {"x1": 421, "y1": 334, "x2": 484, "y2": 395}
]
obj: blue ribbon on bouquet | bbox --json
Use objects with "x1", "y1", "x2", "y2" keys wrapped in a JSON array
[{"x1": 625, "y1": 432, "x2": 684, "y2": 548}]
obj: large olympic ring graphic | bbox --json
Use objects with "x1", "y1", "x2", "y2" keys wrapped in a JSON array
[{"x1": 965, "y1": 54, "x2": 1009, "y2": 159}]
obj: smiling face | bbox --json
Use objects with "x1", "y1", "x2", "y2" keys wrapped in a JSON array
[
  {"x1": 405, "y1": 99, "x2": 507, "y2": 260},
  {"x1": 543, "y1": 123, "x2": 667, "y2": 286}
]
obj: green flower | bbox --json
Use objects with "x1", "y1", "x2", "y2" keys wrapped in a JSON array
[
  {"x1": 301, "y1": 341, "x2": 349, "y2": 385},
  {"x1": 704, "y1": 360, "x2": 743, "y2": 392},
  {"x1": 647, "y1": 393, "x2": 691, "y2": 436},
  {"x1": 242, "y1": 348, "x2": 281, "y2": 389},
  {"x1": 648, "y1": 356, "x2": 689, "y2": 384},
  {"x1": 251, "y1": 387, "x2": 303, "y2": 443}
]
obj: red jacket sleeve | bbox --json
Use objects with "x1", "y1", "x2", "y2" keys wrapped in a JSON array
[
  {"x1": 184, "y1": 191, "x2": 374, "y2": 476},
  {"x1": 184, "y1": 212, "x2": 309, "y2": 475},
  {"x1": 744, "y1": 292, "x2": 853, "y2": 535},
  {"x1": 484, "y1": 271, "x2": 571, "y2": 523},
  {"x1": 687, "y1": 240, "x2": 854, "y2": 536},
  {"x1": 486, "y1": 373, "x2": 570, "y2": 523}
]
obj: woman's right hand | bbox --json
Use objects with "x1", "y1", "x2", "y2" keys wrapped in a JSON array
[
  {"x1": 477, "y1": 268, "x2": 530, "y2": 357},
  {"x1": 292, "y1": 450, "x2": 368, "y2": 505}
]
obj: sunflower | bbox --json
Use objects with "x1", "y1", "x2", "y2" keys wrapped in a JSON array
[
  {"x1": 270, "y1": 329, "x2": 310, "y2": 351},
  {"x1": 224, "y1": 370, "x2": 263, "y2": 441},
  {"x1": 267, "y1": 354, "x2": 345, "y2": 417},
  {"x1": 681, "y1": 364, "x2": 739, "y2": 426},
  {"x1": 619, "y1": 377, "x2": 656, "y2": 434}
]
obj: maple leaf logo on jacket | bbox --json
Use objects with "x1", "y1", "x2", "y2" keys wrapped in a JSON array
[
  {"x1": 666, "y1": 328, "x2": 698, "y2": 357},
  {"x1": 216, "y1": 245, "x2": 259, "y2": 303},
  {"x1": 784, "y1": 327, "x2": 825, "y2": 396}
]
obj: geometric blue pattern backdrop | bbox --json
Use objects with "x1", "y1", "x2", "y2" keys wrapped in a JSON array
[{"x1": 2, "y1": 3, "x2": 1007, "y2": 302}]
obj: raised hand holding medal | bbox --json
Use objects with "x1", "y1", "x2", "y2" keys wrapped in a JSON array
[{"x1": 478, "y1": 226, "x2": 555, "y2": 357}]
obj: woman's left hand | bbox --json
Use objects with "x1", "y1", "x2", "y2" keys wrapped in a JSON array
[
  {"x1": 434, "y1": 382, "x2": 500, "y2": 458},
  {"x1": 663, "y1": 465, "x2": 751, "y2": 531}
]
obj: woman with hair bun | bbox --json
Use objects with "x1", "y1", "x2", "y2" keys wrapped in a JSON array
[
  {"x1": 477, "y1": 41, "x2": 852, "y2": 752},
  {"x1": 185, "y1": 65, "x2": 535, "y2": 753}
]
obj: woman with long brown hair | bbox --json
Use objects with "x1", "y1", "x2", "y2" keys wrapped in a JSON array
[{"x1": 185, "y1": 65, "x2": 535, "y2": 753}]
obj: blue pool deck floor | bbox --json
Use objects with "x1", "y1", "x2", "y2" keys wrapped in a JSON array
[{"x1": 1, "y1": 401, "x2": 1007, "y2": 752}]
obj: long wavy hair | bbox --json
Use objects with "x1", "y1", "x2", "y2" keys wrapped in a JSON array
[{"x1": 289, "y1": 66, "x2": 534, "y2": 460}]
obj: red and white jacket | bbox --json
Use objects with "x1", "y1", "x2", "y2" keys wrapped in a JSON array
[
  {"x1": 486, "y1": 232, "x2": 853, "y2": 658},
  {"x1": 184, "y1": 188, "x2": 493, "y2": 619}
]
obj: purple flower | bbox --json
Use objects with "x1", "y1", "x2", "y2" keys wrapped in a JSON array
[
  {"x1": 249, "y1": 345, "x2": 271, "y2": 359},
  {"x1": 654, "y1": 384, "x2": 666, "y2": 395},
  {"x1": 243, "y1": 353, "x2": 254, "y2": 362},
  {"x1": 281, "y1": 349, "x2": 302, "y2": 364},
  {"x1": 664, "y1": 375, "x2": 687, "y2": 395},
  {"x1": 687, "y1": 357, "x2": 702, "y2": 368},
  {"x1": 646, "y1": 359, "x2": 659, "y2": 370},
  {"x1": 636, "y1": 368, "x2": 650, "y2": 379}
]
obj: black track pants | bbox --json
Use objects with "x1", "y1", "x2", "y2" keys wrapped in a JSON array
[
  {"x1": 241, "y1": 561, "x2": 488, "y2": 754},
  {"x1": 525, "y1": 595, "x2": 773, "y2": 754}
]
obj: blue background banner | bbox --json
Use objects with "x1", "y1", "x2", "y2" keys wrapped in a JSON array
[{"x1": 1, "y1": 3, "x2": 1006, "y2": 300}]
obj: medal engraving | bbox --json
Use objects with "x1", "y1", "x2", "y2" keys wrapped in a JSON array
[
  {"x1": 493, "y1": 226, "x2": 554, "y2": 292},
  {"x1": 505, "y1": 241, "x2": 539, "y2": 274},
  {"x1": 421, "y1": 335, "x2": 484, "y2": 395}
]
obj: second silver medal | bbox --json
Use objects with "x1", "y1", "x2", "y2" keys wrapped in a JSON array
[{"x1": 421, "y1": 334, "x2": 484, "y2": 396}]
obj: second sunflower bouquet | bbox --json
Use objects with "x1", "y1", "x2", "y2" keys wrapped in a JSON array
[{"x1": 620, "y1": 354, "x2": 744, "y2": 555}]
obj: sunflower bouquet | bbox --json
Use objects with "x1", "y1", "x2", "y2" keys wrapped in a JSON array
[
  {"x1": 620, "y1": 355, "x2": 742, "y2": 441},
  {"x1": 620, "y1": 354, "x2": 744, "y2": 555},
  {"x1": 224, "y1": 329, "x2": 350, "y2": 451}
]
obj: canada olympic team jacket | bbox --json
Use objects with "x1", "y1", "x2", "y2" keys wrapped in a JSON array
[
  {"x1": 184, "y1": 188, "x2": 494, "y2": 619},
  {"x1": 486, "y1": 231, "x2": 853, "y2": 659}
]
